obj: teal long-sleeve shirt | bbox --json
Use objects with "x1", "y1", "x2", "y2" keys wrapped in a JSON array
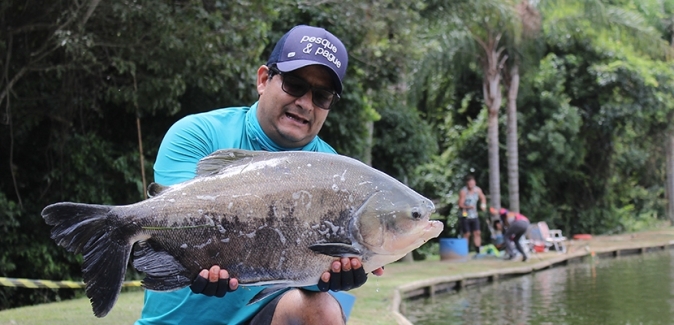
[{"x1": 136, "y1": 102, "x2": 336, "y2": 325}]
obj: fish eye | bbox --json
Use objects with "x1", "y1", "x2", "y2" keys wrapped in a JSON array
[{"x1": 411, "y1": 208, "x2": 422, "y2": 220}]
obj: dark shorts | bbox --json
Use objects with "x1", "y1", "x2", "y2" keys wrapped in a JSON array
[
  {"x1": 245, "y1": 290, "x2": 285, "y2": 325},
  {"x1": 459, "y1": 217, "x2": 480, "y2": 233}
]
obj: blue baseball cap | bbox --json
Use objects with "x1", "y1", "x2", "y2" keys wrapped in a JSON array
[{"x1": 267, "y1": 25, "x2": 348, "y2": 95}]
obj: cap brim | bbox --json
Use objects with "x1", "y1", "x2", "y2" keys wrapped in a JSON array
[{"x1": 277, "y1": 60, "x2": 343, "y2": 95}]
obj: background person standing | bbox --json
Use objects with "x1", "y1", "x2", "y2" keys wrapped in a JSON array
[{"x1": 457, "y1": 175, "x2": 487, "y2": 252}]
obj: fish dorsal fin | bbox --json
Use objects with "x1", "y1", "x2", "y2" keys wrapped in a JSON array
[
  {"x1": 195, "y1": 149, "x2": 261, "y2": 177},
  {"x1": 147, "y1": 183, "x2": 169, "y2": 198}
]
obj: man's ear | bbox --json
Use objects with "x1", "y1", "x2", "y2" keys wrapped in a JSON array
[{"x1": 257, "y1": 65, "x2": 270, "y2": 95}]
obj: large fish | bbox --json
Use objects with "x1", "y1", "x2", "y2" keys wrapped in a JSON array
[{"x1": 42, "y1": 149, "x2": 443, "y2": 317}]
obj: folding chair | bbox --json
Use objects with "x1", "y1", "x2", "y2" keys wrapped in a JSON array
[{"x1": 537, "y1": 221, "x2": 567, "y2": 253}]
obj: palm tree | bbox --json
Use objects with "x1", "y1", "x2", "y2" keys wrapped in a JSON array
[
  {"x1": 421, "y1": 0, "x2": 524, "y2": 212},
  {"x1": 661, "y1": 3, "x2": 674, "y2": 225},
  {"x1": 503, "y1": 0, "x2": 542, "y2": 213}
]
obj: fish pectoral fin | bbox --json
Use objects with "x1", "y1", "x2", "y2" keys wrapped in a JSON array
[
  {"x1": 247, "y1": 285, "x2": 289, "y2": 306},
  {"x1": 308, "y1": 243, "x2": 362, "y2": 257},
  {"x1": 196, "y1": 149, "x2": 259, "y2": 176},
  {"x1": 132, "y1": 241, "x2": 191, "y2": 291}
]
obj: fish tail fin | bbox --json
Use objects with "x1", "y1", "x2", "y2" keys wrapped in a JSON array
[{"x1": 42, "y1": 202, "x2": 133, "y2": 317}]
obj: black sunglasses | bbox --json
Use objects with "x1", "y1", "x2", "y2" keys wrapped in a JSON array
[{"x1": 269, "y1": 67, "x2": 340, "y2": 110}]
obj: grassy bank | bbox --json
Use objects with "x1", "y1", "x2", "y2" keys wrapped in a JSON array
[{"x1": 2, "y1": 226, "x2": 673, "y2": 325}]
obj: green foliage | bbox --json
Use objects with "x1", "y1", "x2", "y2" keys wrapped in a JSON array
[
  {"x1": 0, "y1": 0, "x2": 435, "y2": 310},
  {"x1": 412, "y1": 0, "x2": 674, "y2": 237},
  {"x1": 0, "y1": 0, "x2": 274, "y2": 310},
  {"x1": 1, "y1": 0, "x2": 673, "y2": 311},
  {"x1": 372, "y1": 96, "x2": 437, "y2": 183},
  {"x1": 513, "y1": 4, "x2": 674, "y2": 234}
]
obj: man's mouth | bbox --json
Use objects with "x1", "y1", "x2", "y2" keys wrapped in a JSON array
[{"x1": 285, "y1": 112, "x2": 309, "y2": 124}]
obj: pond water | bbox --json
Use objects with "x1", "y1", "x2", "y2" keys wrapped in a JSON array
[{"x1": 405, "y1": 249, "x2": 674, "y2": 325}]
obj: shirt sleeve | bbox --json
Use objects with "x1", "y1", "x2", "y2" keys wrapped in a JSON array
[{"x1": 153, "y1": 114, "x2": 216, "y2": 186}]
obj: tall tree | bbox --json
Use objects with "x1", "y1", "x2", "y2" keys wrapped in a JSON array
[
  {"x1": 422, "y1": 0, "x2": 523, "y2": 212},
  {"x1": 668, "y1": 118, "x2": 674, "y2": 224},
  {"x1": 503, "y1": 0, "x2": 542, "y2": 213}
]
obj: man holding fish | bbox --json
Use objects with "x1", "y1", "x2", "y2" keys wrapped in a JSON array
[
  {"x1": 43, "y1": 24, "x2": 443, "y2": 325},
  {"x1": 140, "y1": 25, "x2": 382, "y2": 325}
]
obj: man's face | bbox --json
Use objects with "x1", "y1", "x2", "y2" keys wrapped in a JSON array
[
  {"x1": 466, "y1": 179, "x2": 476, "y2": 189},
  {"x1": 256, "y1": 65, "x2": 334, "y2": 148}
]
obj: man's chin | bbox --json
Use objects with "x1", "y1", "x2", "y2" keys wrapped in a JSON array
[{"x1": 275, "y1": 129, "x2": 313, "y2": 148}]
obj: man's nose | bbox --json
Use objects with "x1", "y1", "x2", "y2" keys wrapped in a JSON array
[{"x1": 294, "y1": 90, "x2": 314, "y2": 111}]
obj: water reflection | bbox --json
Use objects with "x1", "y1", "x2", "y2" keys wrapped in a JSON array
[{"x1": 406, "y1": 250, "x2": 674, "y2": 325}]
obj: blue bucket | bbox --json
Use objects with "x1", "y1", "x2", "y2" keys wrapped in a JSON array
[{"x1": 439, "y1": 238, "x2": 468, "y2": 261}]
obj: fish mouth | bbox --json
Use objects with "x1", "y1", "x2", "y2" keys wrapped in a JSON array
[
  {"x1": 425, "y1": 220, "x2": 443, "y2": 230},
  {"x1": 285, "y1": 112, "x2": 309, "y2": 124}
]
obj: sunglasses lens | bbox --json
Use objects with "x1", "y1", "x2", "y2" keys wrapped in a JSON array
[
  {"x1": 278, "y1": 71, "x2": 337, "y2": 110},
  {"x1": 282, "y1": 75, "x2": 310, "y2": 97},
  {"x1": 312, "y1": 90, "x2": 334, "y2": 110}
]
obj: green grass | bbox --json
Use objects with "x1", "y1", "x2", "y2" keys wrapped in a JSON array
[
  {"x1": 2, "y1": 226, "x2": 673, "y2": 325},
  {"x1": 0, "y1": 290, "x2": 144, "y2": 325}
]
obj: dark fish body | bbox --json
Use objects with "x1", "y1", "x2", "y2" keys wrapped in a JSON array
[{"x1": 42, "y1": 149, "x2": 443, "y2": 317}]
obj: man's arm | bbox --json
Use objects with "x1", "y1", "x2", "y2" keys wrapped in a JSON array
[
  {"x1": 478, "y1": 188, "x2": 487, "y2": 211},
  {"x1": 154, "y1": 115, "x2": 215, "y2": 185},
  {"x1": 153, "y1": 115, "x2": 239, "y2": 296},
  {"x1": 458, "y1": 189, "x2": 467, "y2": 210}
]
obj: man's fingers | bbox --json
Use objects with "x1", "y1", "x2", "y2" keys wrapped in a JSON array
[
  {"x1": 317, "y1": 272, "x2": 330, "y2": 292},
  {"x1": 191, "y1": 267, "x2": 236, "y2": 297},
  {"x1": 340, "y1": 269, "x2": 354, "y2": 291},
  {"x1": 341, "y1": 258, "x2": 352, "y2": 271},
  {"x1": 318, "y1": 258, "x2": 370, "y2": 292},
  {"x1": 190, "y1": 275, "x2": 208, "y2": 294},
  {"x1": 372, "y1": 267, "x2": 385, "y2": 277},
  {"x1": 229, "y1": 278, "x2": 239, "y2": 292},
  {"x1": 202, "y1": 281, "x2": 217, "y2": 296},
  {"x1": 353, "y1": 266, "x2": 367, "y2": 288},
  {"x1": 208, "y1": 266, "x2": 221, "y2": 282},
  {"x1": 215, "y1": 278, "x2": 230, "y2": 298},
  {"x1": 329, "y1": 267, "x2": 342, "y2": 292}
]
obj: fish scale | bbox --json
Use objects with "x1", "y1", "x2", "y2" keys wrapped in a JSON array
[{"x1": 42, "y1": 149, "x2": 443, "y2": 317}]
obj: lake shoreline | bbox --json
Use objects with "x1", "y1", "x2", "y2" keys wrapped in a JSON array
[{"x1": 386, "y1": 226, "x2": 674, "y2": 325}]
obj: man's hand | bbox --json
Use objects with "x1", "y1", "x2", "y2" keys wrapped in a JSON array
[
  {"x1": 190, "y1": 265, "x2": 239, "y2": 297},
  {"x1": 317, "y1": 258, "x2": 384, "y2": 292}
]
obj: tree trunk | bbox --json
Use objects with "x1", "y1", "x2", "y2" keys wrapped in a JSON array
[
  {"x1": 666, "y1": 38, "x2": 674, "y2": 226},
  {"x1": 363, "y1": 120, "x2": 374, "y2": 166},
  {"x1": 487, "y1": 107, "x2": 501, "y2": 212},
  {"x1": 481, "y1": 36, "x2": 507, "y2": 212},
  {"x1": 506, "y1": 64, "x2": 520, "y2": 212},
  {"x1": 665, "y1": 112, "x2": 674, "y2": 226}
]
